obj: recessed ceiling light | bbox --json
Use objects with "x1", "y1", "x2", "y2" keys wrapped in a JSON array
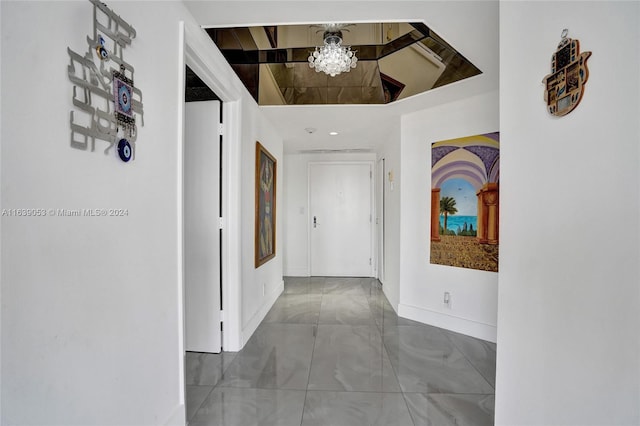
[
  {"x1": 329, "y1": 131, "x2": 339, "y2": 136},
  {"x1": 304, "y1": 127, "x2": 317, "y2": 134}
]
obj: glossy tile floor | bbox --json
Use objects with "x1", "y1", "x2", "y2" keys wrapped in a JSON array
[{"x1": 185, "y1": 277, "x2": 496, "y2": 425}]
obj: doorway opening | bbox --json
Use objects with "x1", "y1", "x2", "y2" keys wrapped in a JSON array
[
  {"x1": 177, "y1": 21, "x2": 245, "y2": 423},
  {"x1": 184, "y1": 66, "x2": 223, "y2": 354}
]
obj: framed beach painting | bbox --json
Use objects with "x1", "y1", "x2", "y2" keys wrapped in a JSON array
[
  {"x1": 430, "y1": 133, "x2": 500, "y2": 272},
  {"x1": 255, "y1": 142, "x2": 277, "y2": 268}
]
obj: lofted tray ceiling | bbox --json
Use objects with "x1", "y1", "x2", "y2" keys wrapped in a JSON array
[{"x1": 203, "y1": 22, "x2": 481, "y2": 105}]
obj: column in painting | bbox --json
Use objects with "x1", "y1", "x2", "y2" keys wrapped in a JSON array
[
  {"x1": 431, "y1": 188, "x2": 441, "y2": 242},
  {"x1": 477, "y1": 187, "x2": 487, "y2": 243},
  {"x1": 476, "y1": 183, "x2": 499, "y2": 245},
  {"x1": 485, "y1": 183, "x2": 499, "y2": 244}
]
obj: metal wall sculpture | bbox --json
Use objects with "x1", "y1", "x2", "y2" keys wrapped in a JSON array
[{"x1": 67, "y1": 0, "x2": 144, "y2": 162}]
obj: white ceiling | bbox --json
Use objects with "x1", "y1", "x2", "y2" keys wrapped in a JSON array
[{"x1": 183, "y1": 1, "x2": 499, "y2": 153}]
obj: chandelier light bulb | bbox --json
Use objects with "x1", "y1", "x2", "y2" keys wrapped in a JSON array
[{"x1": 308, "y1": 26, "x2": 358, "y2": 77}]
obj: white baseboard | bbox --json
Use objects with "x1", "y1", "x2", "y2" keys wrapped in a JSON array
[
  {"x1": 283, "y1": 266, "x2": 309, "y2": 277},
  {"x1": 165, "y1": 403, "x2": 185, "y2": 426},
  {"x1": 241, "y1": 279, "x2": 284, "y2": 348},
  {"x1": 398, "y1": 303, "x2": 497, "y2": 343},
  {"x1": 382, "y1": 288, "x2": 399, "y2": 311}
]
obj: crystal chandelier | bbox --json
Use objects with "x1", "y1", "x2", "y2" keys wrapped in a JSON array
[{"x1": 308, "y1": 25, "x2": 358, "y2": 77}]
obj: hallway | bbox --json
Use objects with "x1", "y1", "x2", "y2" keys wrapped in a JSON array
[{"x1": 185, "y1": 277, "x2": 496, "y2": 425}]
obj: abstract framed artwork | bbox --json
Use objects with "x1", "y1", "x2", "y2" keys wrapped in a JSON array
[
  {"x1": 255, "y1": 142, "x2": 277, "y2": 268},
  {"x1": 430, "y1": 132, "x2": 500, "y2": 272}
]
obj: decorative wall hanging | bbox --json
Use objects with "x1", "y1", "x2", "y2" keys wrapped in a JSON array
[
  {"x1": 543, "y1": 29, "x2": 591, "y2": 116},
  {"x1": 67, "y1": 0, "x2": 144, "y2": 162},
  {"x1": 430, "y1": 133, "x2": 500, "y2": 272},
  {"x1": 255, "y1": 142, "x2": 277, "y2": 268}
]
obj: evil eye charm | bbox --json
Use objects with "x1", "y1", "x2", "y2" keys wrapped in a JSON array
[
  {"x1": 96, "y1": 46, "x2": 109, "y2": 60},
  {"x1": 117, "y1": 138, "x2": 132, "y2": 162},
  {"x1": 96, "y1": 35, "x2": 108, "y2": 60},
  {"x1": 117, "y1": 84, "x2": 132, "y2": 114}
]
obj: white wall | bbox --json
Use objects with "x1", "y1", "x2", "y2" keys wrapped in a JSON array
[
  {"x1": 1, "y1": 2, "x2": 189, "y2": 423},
  {"x1": 283, "y1": 152, "x2": 377, "y2": 277},
  {"x1": 497, "y1": 2, "x2": 640, "y2": 425},
  {"x1": 239, "y1": 95, "x2": 284, "y2": 345},
  {"x1": 0, "y1": 1, "x2": 284, "y2": 424},
  {"x1": 375, "y1": 120, "x2": 402, "y2": 308},
  {"x1": 397, "y1": 91, "x2": 500, "y2": 342}
]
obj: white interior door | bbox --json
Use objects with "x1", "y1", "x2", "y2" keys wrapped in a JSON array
[
  {"x1": 184, "y1": 101, "x2": 221, "y2": 353},
  {"x1": 309, "y1": 162, "x2": 373, "y2": 277}
]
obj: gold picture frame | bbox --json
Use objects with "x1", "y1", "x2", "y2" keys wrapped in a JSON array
[{"x1": 255, "y1": 142, "x2": 277, "y2": 267}]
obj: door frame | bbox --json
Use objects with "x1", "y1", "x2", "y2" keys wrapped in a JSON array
[
  {"x1": 307, "y1": 161, "x2": 375, "y2": 277},
  {"x1": 180, "y1": 21, "x2": 243, "y2": 351},
  {"x1": 176, "y1": 21, "x2": 244, "y2": 411},
  {"x1": 376, "y1": 158, "x2": 385, "y2": 284}
]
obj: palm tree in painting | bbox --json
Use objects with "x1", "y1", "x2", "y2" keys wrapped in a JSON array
[{"x1": 440, "y1": 196, "x2": 458, "y2": 234}]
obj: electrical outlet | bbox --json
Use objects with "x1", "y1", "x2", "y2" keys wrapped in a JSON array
[
  {"x1": 262, "y1": 282, "x2": 266, "y2": 296},
  {"x1": 444, "y1": 292, "x2": 451, "y2": 308}
]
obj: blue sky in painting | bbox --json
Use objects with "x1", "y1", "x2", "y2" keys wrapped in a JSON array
[{"x1": 440, "y1": 178, "x2": 477, "y2": 216}]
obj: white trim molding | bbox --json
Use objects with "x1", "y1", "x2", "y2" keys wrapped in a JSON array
[
  {"x1": 164, "y1": 404, "x2": 185, "y2": 426},
  {"x1": 241, "y1": 280, "x2": 284, "y2": 347},
  {"x1": 181, "y1": 20, "x2": 244, "y2": 353},
  {"x1": 398, "y1": 303, "x2": 497, "y2": 343}
]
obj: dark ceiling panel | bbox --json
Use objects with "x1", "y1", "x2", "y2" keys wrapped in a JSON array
[
  {"x1": 205, "y1": 23, "x2": 482, "y2": 106},
  {"x1": 185, "y1": 66, "x2": 220, "y2": 102}
]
